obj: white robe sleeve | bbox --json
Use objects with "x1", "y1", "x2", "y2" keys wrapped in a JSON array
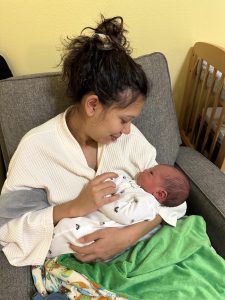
[
  {"x1": 0, "y1": 206, "x2": 54, "y2": 266},
  {"x1": 0, "y1": 135, "x2": 54, "y2": 266}
]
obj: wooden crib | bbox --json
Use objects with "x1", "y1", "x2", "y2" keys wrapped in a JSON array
[{"x1": 179, "y1": 42, "x2": 225, "y2": 172}]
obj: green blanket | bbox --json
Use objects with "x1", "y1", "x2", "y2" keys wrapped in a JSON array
[{"x1": 57, "y1": 216, "x2": 225, "y2": 299}]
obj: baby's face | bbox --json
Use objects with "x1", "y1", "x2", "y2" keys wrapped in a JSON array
[{"x1": 136, "y1": 165, "x2": 163, "y2": 194}]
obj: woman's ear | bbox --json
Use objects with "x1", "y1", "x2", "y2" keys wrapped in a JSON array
[{"x1": 84, "y1": 94, "x2": 100, "y2": 117}]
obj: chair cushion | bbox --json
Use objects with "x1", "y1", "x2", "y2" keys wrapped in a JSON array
[{"x1": 0, "y1": 251, "x2": 35, "y2": 299}]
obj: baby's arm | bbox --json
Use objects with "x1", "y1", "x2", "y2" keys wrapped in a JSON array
[{"x1": 99, "y1": 175, "x2": 159, "y2": 225}]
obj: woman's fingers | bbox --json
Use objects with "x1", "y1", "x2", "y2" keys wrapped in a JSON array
[
  {"x1": 69, "y1": 230, "x2": 103, "y2": 259},
  {"x1": 69, "y1": 233, "x2": 106, "y2": 262},
  {"x1": 75, "y1": 172, "x2": 119, "y2": 215},
  {"x1": 70, "y1": 242, "x2": 95, "y2": 255},
  {"x1": 70, "y1": 241, "x2": 99, "y2": 262},
  {"x1": 89, "y1": 175, "x2": 120, "y2": 205},
  {"x1": 94, "y1": 180, "x2": 117, "y2": 193},
  {"x1": 73, "y1": 253, "x2": 99, "y2": 263},
  {"x1": 93, "y1": 172, "x2": 118, "y2": 184},
  {"x1": 70, "y1": 228, "x2": 126, "y2": 262},
  {"x1": 78, "y1": 229, "x2": 103, "y2": 244},
  {"x1": 71, "y1": 230, "x2": 102, "y2": 247},
  {"x1": 102, "y1": 193, "x2": 120, "y2": 205}
]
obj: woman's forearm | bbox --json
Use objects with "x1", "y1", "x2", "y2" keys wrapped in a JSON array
[
  {"x1": 70, "y1": 214, "x2": 163, "y2": 262},
  {"x1": 125, "y1": 215, "x2": 162, "y2": 245},
  {"x1": 53, "y1": 199, "x2": 82, "y2": 225}
]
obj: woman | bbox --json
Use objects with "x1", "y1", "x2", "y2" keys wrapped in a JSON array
[{"x1": 0, "y1": 16, "x2": 186, "y2": 266}]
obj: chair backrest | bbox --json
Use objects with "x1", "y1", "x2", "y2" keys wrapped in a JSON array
[
  {"x1": 0, "y1": 73, "x2": 73, "y2": 169},
  {"x1": 0, "y1": 53, "x2": 181, "y2": 173},
  {"x1": 0, "y1": 149, "x2": 5, "y2": 189},
  {"x1": 179, "y1": 42, "x2": 225, "y2": 172}
]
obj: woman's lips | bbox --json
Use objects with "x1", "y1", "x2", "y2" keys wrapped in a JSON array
[{"x1": 111, "y1": 134, "x2": 121, "y2": 141}]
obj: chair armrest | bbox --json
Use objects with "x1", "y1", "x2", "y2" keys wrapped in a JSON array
[{"x1": 175, "y1": 146, "x2": 225, "y2": 258}]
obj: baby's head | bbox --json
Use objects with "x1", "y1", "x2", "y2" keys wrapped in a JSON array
[{"x1": 136, "y1": 164, "x2": 189, "y2": 207}]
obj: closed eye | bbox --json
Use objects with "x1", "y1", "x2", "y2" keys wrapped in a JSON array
[
  {"x1": 120, "y1": 116, "x2": 134, "y2": 125},
  {"x1": 121, "y1": 119, "x2": 129, "y2": 124}
]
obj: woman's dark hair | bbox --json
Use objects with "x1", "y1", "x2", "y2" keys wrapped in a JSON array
[{"x1": 61, "y1": 16, "x2": 148, "y2": 107}]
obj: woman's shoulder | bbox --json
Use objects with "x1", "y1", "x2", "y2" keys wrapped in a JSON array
[
  {"x1": 8, "y1": 112, "x2": 65, "y2": 168},
  {"x1": 21, "y1": 112, "x2": 63, "y2": 145}
]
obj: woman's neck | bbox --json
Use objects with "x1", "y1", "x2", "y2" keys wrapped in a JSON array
[
  {"x1": 66, "y1": 105, "x2": 98, "y2": 170},
  {"x1": 66, "y1": 105, "x2": 96, "y2": 147}
]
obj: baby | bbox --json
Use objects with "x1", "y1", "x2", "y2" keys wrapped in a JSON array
[{"x1": 48, "y1": 164, "x2": 189, "y2": 258}]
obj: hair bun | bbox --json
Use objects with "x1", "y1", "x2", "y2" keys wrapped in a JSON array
[
  {"x1": 62, "y1": 15, "x2": 148, "y2": 105},
  {"x1": 83, "y1": 15, "x2": 131, "y2": 53}
]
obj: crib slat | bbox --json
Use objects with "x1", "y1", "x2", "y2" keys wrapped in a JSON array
[
  {"x1": 195, "y1": 68, "x2": 217, "y2": 147},
  {"x1": 190, "y1": 61, "x2": 208, "y2": 144},
  {"x1": 209, "y1": 103, "x2": 225, "y2": 159},
  {"x1": 179, "y1": 42, "x2": 225, "y2": 172},
  {"x1": 200, "y1": 73, "x2": 224, "y2": 154},
  {"x1": 182, "y1": 58, "x2": 200, "y2": 132},
  {"x1": 186, "y1": 59, "x2": 203, "y2": 133}
]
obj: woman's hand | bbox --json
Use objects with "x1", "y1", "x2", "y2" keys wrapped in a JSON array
[
  {"x1": 70, "y1": 215, "x2": 162, "y2": 262},
  {"x1": 71, "y1": 227, "x2": 131, "y2": 262},
  {"x1": 74, "y1": 172, "x2": 119, "y2": 216},
  {"x1": 53, "y1": 172, "x2": 119, "y2": 224}
]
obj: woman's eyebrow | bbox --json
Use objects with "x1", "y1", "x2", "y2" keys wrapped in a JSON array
[{"x1": 123, "y1": 115, "x2": 135, "y2": 120}]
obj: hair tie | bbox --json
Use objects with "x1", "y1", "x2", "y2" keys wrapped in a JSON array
[{"x1": 94, "y1": 33, "x2": 113, "y2": 50}]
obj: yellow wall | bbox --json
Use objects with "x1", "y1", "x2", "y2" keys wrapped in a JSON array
[{"x1": 1, "y1": 0, "x2": 225, "y2": 116}]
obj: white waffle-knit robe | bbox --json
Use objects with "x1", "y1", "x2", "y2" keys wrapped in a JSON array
[{"x1": 0, "y1": 108, "x2": 186, "y2": 266}]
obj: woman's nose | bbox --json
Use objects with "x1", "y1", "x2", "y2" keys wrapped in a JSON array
[{"x1": 121, "y1": 123, "x2": 131, "y2": 135}]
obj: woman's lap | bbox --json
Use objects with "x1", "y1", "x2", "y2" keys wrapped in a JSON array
[{"x1": 0, "y1": 251, "x2": 35, "y2": 300}]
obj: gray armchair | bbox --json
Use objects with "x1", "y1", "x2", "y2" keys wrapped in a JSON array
[{"x1": 0, "y1": 52, "x2": 224, "y2": 299}]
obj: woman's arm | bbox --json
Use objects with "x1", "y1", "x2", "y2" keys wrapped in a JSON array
[
  {"x1": 70, "y1": 215, "x2": 162, "y2": 262},
  {"x1": 0, "y1": 172, "x2": 120, "y2": 265},
  {"x1": 53, "y1": 172, "x2": 119, "y2": 225},
  {"x1": 0, "y1": 189, "x2": 49, "y2": 228}
]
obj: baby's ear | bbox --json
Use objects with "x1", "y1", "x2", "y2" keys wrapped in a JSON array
[{"x1": 153, "y1": 189, "x2": 167, "y2": 204}]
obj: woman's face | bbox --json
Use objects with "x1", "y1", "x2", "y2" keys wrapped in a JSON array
[{"x1": 89, "y1": 95, "x2": 145, "y2": 144}]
